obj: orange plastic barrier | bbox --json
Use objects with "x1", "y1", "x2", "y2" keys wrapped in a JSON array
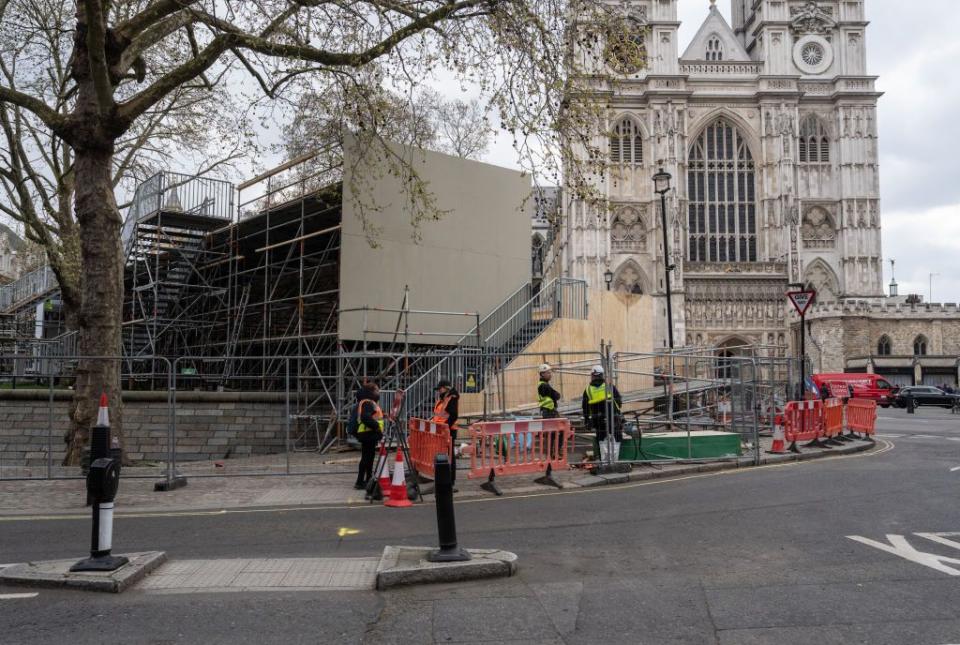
[
  {"x1": 467, "y1": 418, "x2": 573, "y2": 480},
  {"x1": 407, "y1": 418, "x2": 451, "y2": 479},
  {"x1": 822, "y1": 398, "x2": 844, "y2": 440},
  {"x1": 846, "y1": 399, "x2": 878, "y2": 436},
  {"x1": 783, "y1": 400, "x2": 823, "y2": 444}
]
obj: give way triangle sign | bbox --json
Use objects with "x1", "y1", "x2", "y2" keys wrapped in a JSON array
[{"x1": 787, "y1": 290, "x2": 816, "y2": 316}]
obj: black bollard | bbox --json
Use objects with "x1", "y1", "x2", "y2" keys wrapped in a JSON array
[
  {"x1": 907, "y1": 395, "x2": 915, "y2": 414},
  {"x1": 426, "y1": 453, "x2": 471, "y2": 563},
  {"x1": 71, "y1": 424, "x2": 128, "y2": 572}
]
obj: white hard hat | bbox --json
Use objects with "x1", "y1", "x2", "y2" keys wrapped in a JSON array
[
  {"x1": 539, "y1": 363, "x2": 552, "y2": 373},
  {"x1": 591, "y1": 365, "x2": 605, "y2": 375}
]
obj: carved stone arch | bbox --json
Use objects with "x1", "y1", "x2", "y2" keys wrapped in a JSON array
[
  {"x1": 801, "y1": 207, "x2": 836, "y2": 249},
  {"x1": 610, "y1": 203, "x2": 648, "y2": 253},
  {"x1": 803, "y1": 258, "x2": 840, "y2": 302},
  {"x1": 611, "y1": 259, "x2": 649, "y2": 295},
  {"x1": 686, "y1": 108, "x2": 761, "y2": 161},
  {"x1": 705, "y1": 32, "x2": 724, "y2": 61}
]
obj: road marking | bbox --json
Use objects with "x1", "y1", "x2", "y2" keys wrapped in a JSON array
[
  {"x1": 951, "y1": 466, "x2": 960, "y2": 472},
  {"x1": 877, "y1": 433, "x2": 904, "y2": 438},
  {"x1": 848, "y1": 533, "x2": 960, "y2": 576},
  {"x1": 0, "y1": 440, "x2": 895, "y2": 522},
  {"x1": 336, "y1": 527, "x2": 360, "y2": 537},
  {"x1": 0, "y1": 593, "x2": 38, "y2": 600}
]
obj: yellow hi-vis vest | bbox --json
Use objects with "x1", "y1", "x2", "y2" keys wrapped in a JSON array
[
  {"x1": 538, "y1": 381, "x2": 556, "y2": 411},
  {"x1": 357, "y1": 400, "x2": 384, "y2": 433},
  {"x1": 585, "y1": 384, "x2": 619, "y2": 410}
]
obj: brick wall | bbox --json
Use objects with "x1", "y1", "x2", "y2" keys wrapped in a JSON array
[{"x1": 0, "y1": 391, "x2": 290, "y2": 467}]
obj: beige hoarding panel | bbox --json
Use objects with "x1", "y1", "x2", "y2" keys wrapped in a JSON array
[{"x1": 340, "y1": 136, "x2": 531, "y2": 344}]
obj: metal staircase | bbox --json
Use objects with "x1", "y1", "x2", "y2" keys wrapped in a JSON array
[
  {"x1": 122, "y1": 172, "x2": 234, "y2": 372},
  {"x1": 398, "y1": 278, "x2": 588, "y2": 419}
]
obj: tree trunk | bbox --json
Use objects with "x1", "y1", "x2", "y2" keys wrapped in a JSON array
[{"x1": 63, "y1": 146, "x2": 125, "y2": 465}]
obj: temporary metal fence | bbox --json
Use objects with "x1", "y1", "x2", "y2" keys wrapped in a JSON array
[
  {"x1": 1, "y1": 343, "x2": 805, "y2": 483},
  {"x1": 0, "y1": 355, "x2": 172, "y2": 481}
]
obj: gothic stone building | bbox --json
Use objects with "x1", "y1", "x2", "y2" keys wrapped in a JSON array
[{"x1": 557, "y1": 0, "x2": 884, "y2": 351}]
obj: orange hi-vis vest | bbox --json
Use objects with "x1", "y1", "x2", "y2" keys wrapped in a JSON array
[
  {"x1": 357, "y1": 399, "x2": 384, "y2": 433},
  {"x1": 432, "y1": 395, "x2": 453, "y2": 425}
]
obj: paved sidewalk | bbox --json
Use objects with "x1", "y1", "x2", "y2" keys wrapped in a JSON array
[{"x1": 0, "y1": 434, "x2": 878, "y2": 517}]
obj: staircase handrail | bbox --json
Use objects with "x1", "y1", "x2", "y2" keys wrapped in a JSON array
[{"x1": 0, "y1": 265, "x2": 58, "y2": 313}]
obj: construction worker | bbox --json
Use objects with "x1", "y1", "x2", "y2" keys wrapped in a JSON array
[
  {"x1": 581, "y1": 365, "x2": 623, "y2": 463},
  {"x1": 538, "y1": 363, "x2": 561, "y2": 418},
  {"x1": 432, "y1": 379, "x2": 460, "y2": 484},
  {"x1": 353, "y1": 381, "x2": 384, "y2": 490}
]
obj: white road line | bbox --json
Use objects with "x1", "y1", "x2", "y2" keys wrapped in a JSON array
[
  {"x1": 0, "y1": 593, "x2": 38, "y2": 600},
  {"x1": 877, "y1": 433, "x2": 904, "y2": 438},
  {"x1": 911, "y1": 435, "x2": 939, "y2": 439},
  {"x1": 950, "y1": 466, "x2": 960, "y2": 472}
]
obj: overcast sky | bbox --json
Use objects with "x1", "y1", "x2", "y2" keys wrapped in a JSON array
[{"x1": 487, "y1": 1, "x2": 960, "y2": 304}]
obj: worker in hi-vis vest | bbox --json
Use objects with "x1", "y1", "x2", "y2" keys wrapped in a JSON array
[
  {"x1": 537, "y1": 363, "x2": 562, "y2": 419},
  {"x1": 353, "y1": 381, "x2": 384, "y2": 490},
  {"x1": 581, "y1": 365, "x2": 623, "y2": 462},
  {"x1": 432, "y1": 379, "x2": 460, "y2": 485}
]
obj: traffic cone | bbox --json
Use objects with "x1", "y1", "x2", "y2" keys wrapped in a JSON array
[
  {"x1": 96, "y1": 393, "x2": 110, "y2": 426},
  {"x1": 384, "y1": 451, "x2": 413, "y2": 508},
  {"x1": 767, "y1": 417, "x2": 787, "y2": 454},
  {"x1": 376, "y1": 444, "x2": 391, "y2": 496}
]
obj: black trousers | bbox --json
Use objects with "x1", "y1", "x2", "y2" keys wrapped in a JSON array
[
  {"x1": 541, "y1": 408, "x2": 559, "y2": 419},
  {"x1": 590, "y1": 415, "x2": 622, "y2": 443},
  {"x1": 356, "y1": 431, "x2": 383, "y2": 485}
]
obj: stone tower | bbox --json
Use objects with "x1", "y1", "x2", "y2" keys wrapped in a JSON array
[{"x1": 558, "y1": 0, "x2": 884, "y2": 351}]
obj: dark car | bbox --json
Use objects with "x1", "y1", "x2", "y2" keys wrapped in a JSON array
[{"x1": 894, "y1": 386, "x2": 960, "y2": 409}]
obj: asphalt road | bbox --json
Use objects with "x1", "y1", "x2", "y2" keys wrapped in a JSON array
[{"x1": 2, "y1": 407, "x2": 959, "y2": 644}]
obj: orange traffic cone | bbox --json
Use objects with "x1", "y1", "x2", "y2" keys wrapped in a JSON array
[
  {"x1": 376, "y1": 444, "x2": 391, "y2": 495},
  {"x1": 96, "y1": 393, "x2": 110, "y2": 426},
  {"x1": 384, "y1": 450, "x2": 413, "y2": 508},
  {"x1": 767, "y1": 417, "x2": 787, "y2": 454}
]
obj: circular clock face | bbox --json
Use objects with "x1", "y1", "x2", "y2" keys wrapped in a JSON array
[
  {"x1": 793, "y1": 35, "x2": 833, "y2": 74},
  {"x1": 605, "y1": 29, "x2": 647, "y2": 75}
]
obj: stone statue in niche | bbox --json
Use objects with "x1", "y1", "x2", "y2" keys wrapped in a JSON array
[
  {"x1": 765, "y1": 111, "x2": 774, "y2": 137},
  {"x1": 857, "y1": 203, "x2": 867, "y2": 228},
  {"x1": 869, "y1": 202, "x2": 879, "y2": 227}
]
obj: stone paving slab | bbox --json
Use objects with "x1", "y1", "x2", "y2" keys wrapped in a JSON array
[
  {"x1": 0, "y1": 551, "x2": 166, "y2": 593},
  {"x1": 136, "y1": 557, "x2": 379, "y2": 593}
]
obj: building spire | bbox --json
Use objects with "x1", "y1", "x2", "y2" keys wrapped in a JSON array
[{"x1": 709, "y1": 0, "x2": 717, "y2": 9}]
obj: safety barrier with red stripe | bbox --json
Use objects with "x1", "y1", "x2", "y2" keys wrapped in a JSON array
[
  {"x1": 783, "y1": 400, "x2": 823, "y2": 443},
  {"x1": 407, "y1": 418, "x2": 452, "y2": 479},
  {"x1": 822, "y1": 398, "x2": 844, "y2": 439},
  {"x1": 846, "y1": 399, "x2": 878, "y2": 436},
  {"x1": 467, "y1": 418, "x2": 573, "y2": 480}
]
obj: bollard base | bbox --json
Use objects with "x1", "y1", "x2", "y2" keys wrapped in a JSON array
[
  {"x1": 154, "y1": 476, "x2": 188, "y2": 492},
  {"x1": 427, "y1": 547, "x2": 472, "y2": 563},
  {"x1": 70, "y1": 554, "x2": 130, "y2": 573},
  {"x1": 376, "y1": 546, "x2": 516, "y2": 590}
]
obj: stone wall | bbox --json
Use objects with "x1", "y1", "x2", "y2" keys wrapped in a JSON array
[{"x1": 0, "y1": 391, "x2": 289, "y2": 467}]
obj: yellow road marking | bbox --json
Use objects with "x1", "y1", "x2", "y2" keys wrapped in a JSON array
[{"x1": 0, "y1": 440, "x2": 894, "y2": 522}]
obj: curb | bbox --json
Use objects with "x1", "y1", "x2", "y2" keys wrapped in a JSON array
[
  {"x1": 375, "y1": 546, "x2": 517, "y2": 590},
  {"x1": 570, "y1": 439, "x2": 877, "y2": 489},
  {"x1": 0, "y1": 551, "x2": 167, "y2": 593}
]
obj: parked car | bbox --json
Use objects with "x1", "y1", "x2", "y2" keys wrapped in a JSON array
[
  {"x1": 894, "y1": 386, "x2": 960, "y2": 409},
  {"x1": 810, "y1": 373, "x2": 899, "y2": 408}
]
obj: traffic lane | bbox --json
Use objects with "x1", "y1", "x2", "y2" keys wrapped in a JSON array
[
  {"x1": 0, "y1": 585, "x2": 381, "y2": 645},
  {"x1": 2, "y1": 440, "x2": 951, "y2": 584}
]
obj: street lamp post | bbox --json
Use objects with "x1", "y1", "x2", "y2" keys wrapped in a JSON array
[
  {"x1": 653, "y1": 168, "x2": 674, "y2": 350},
  {"x1": 604, "y1": 268, "x2": 614, "y2": 292}
]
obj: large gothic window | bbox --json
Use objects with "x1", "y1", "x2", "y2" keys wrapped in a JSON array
[
  {"x1": 799, "y1": 115, "x2": 830, "y2": 163},
  {"x1": 687, "y1": 118, "x2": 758, "y2": 263},
  {"x1": 610, "y1": 117, "x2": 643, "y2": 165}
]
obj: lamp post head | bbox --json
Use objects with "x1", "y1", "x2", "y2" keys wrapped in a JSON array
[
  {"x1": 653, "y1": 168, "x2": 672, "y2": 195},
  {"x1": 604, "y1": 268, "x2": 614, "y2": 290}
]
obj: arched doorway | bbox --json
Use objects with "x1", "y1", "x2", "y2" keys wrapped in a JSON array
[{"x1": 716, "y1": 337, "x2": 749, "y2": 380}]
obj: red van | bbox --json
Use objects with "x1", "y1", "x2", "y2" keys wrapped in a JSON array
[{"x1": 811, "y1": 373, "x2": 899, "y2": 407}]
